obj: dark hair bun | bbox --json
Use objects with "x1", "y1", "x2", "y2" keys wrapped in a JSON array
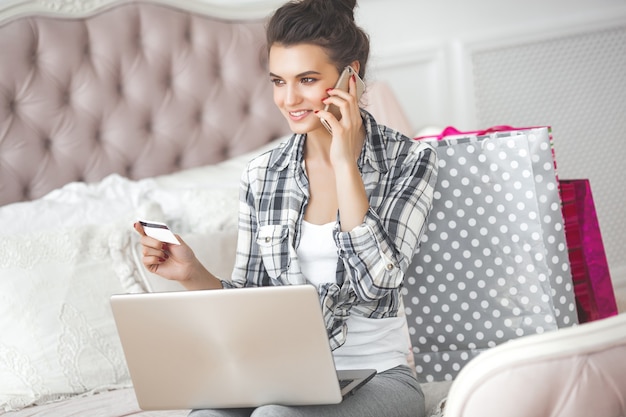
[
  {"x1": 308, "y1": 0, "x2": 357, "y2": 21},
  {"x1": 266, "y1": 0, "x2": 369, "y2": 79},
  {"x1": 333, "y1": 0, "x2": 357, "y2": 20}
]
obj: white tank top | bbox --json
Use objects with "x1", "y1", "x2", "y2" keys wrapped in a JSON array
[{"x1": 297, "y1": 220, "x2": 409, "y2": 372}]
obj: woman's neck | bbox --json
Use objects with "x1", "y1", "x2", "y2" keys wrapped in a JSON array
[{"x1": 304, "y1": 123, "x2": 366, "y2": 163}]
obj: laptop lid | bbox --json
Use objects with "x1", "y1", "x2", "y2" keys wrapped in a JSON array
[{"x1": 110, "y1": 285, "x2": 375, "y2": 410}]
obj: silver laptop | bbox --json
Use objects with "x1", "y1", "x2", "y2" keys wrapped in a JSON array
[{"x1": 110, "y1": 285, "x2": 376, "y2": 410}]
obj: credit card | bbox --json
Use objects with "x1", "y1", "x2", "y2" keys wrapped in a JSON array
[{"x1": 138, "y1": 220, "x2": 180, "y2": 245}]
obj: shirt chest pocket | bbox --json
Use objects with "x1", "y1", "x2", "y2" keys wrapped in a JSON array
[{"x1": 256, "y1": 224, "x2": 290, "y2": 279}]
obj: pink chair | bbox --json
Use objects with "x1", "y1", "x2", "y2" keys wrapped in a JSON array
[{"x1": 442, "y1": 312, "x2": 626, "y2": 417}]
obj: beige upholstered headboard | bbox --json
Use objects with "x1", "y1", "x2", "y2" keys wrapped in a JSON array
[{"x1": 0, "y1": 0, "x2": 291, "y2": 206}]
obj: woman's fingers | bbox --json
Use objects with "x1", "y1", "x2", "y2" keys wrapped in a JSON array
[
  {"x1": 131, "y1": 224, "x2": 198, "y2": 283},
  {"x1": 133, "y1": 222, "x2": 169, "y2": 266},
  {"x1": 133, "y1": 221, "x2": 147, "y2": 236}
]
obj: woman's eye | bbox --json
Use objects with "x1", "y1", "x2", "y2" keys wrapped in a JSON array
[
  {"x1": 301, "y1": 77, "x2": 316, "y2": 84},
  {"x1": 270, "y1": 78, "x2": 284, "y2": 86}
]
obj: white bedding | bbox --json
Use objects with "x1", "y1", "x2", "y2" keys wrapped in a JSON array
[
  {"x1": 0, "y1": 138, "x2": 286, "y2": 414},
  {"x1": 1, "y1": 388, "x2": 188, "y2": 417}
]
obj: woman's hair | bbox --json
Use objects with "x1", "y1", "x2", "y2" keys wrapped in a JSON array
[{"x1": 266, "y1": 0, "x2": 370, "y2": 79}]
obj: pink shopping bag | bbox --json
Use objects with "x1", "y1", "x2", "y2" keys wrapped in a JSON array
[{"x1": 559, "y1": 179, "x2": 618, "y2": 322}]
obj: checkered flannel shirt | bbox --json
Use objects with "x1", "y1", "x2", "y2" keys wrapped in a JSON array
[{"x1": 221, "y1": 109, "x2": 438, "y2": 350}]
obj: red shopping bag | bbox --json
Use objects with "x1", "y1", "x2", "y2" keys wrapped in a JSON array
[{"x1": 559, "y1": 179, "x2": 617, "y2": 322}]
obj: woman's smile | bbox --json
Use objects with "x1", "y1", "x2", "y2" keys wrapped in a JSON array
[{"x1": 289, "y1": 109, "x2": 313, "y2": 121}]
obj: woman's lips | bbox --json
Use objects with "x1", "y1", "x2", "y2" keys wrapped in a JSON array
[{"x1": 288, "y1": 110, "x2": 311, "y2": 121}]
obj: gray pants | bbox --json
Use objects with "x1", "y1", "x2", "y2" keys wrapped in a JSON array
[{"x1": 188, "y1": 365, "x2": 425, "y2": 417}]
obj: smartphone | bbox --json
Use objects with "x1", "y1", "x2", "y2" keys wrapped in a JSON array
[
  {"x1": 138, "y1": 219, "x2": 180, "y2": 245},
  {"x1": 321, "y1": 66, "x2": 366, "y2": 133}
]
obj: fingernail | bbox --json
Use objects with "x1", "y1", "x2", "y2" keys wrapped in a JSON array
[
  {"x1": 314, "y1": 110, "x2": 319, "y2": 114},
  {"x1": 158, "y1": 257, "x2": 165, "y2": 263},
  {"x1": 326, "y1": 88, "x2": 333, "y2": 93},
  {"x1": 351, "y1": 74, "x2": 356, "y2": 82}
]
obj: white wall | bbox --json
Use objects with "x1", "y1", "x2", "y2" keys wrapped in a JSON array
[
  {"x1": 356, "y1": 0, "x2": 626, "y2": 295},
  {"x1": 357, "y1": 0, "x2": 626, "y2": 130}
]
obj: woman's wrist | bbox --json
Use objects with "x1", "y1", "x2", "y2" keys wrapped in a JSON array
[{"x1": 182, "y1": 257, "x2": 224, "y2": 290}]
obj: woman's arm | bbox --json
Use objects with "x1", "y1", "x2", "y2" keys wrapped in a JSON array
[
  {"x1": 227, "y1": 164, "x2": 271, "y2": 289},
  {"x1": 334, "y1": 142, "x2": 438, "y2": 301}
]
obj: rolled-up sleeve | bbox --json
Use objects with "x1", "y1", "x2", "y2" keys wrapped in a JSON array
[
  {"x1": 334, "y1": 143, "x2": 438, "y2": 302},
  {"x1": 223, "y1": 161, "x2": 268, "y2": 289}
]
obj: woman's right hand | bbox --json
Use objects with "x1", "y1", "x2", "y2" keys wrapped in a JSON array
[
  {"x1": 133, "y1": 222, "x2": 224, "y2": 290},
  {"x1": 133, "y1": 222, "x2": 199, "y2": 284}
]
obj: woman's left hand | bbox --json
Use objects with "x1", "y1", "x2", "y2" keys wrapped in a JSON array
[{"x1": 317, "y1": 74, "x2": 364, "y2": 167}]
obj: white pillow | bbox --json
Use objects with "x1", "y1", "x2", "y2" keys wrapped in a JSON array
[
  {"x1": 0, "y1": 174, "x2": 161, "y2": 236},
  {"x1": 0, "y1": 222, "x2": 141, "y2": 412}
]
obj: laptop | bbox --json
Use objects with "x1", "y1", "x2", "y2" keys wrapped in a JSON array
[{"x1": 110, "y1": 285, "x2": 376, "y2": 410}]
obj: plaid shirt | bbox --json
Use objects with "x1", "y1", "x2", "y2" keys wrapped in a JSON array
[{"x1": 222, "y1": 110, "x2": 438, "y2": 350}]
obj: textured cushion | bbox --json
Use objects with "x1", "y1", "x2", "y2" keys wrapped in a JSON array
[
  {"x1": 0, "y1": 223, "x2": 138, "y2": 412},
  {"x1": 0, "y1": 2, "x2": 290, "y2": 205}
]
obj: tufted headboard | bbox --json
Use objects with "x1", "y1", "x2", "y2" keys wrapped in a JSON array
[{"x1": 0, "y1": 0, "x2": 291, "y2": 206}]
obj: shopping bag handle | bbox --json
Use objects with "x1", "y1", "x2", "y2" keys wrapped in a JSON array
[{"x1": 415, "y1": 125, "x2": 515, "y2": 140}]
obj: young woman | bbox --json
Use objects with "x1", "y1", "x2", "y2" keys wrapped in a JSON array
[{"x1": 135, "y1": 0, "x2": 438, "y2": 415}]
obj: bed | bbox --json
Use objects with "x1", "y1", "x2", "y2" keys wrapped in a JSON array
[
  {"x1": 3, "y1": 0, "x2": 621, "y2": 416},
  {"x1": 0, "y1": 0, "x2": 441, "y2": 415}
]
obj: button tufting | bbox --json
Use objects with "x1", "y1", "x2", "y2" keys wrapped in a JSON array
[
  {"x1": 134, "y1": 31, "x2": 142, "y2": 49},
  {"x1": 163, "y1": 73, "x2": 172, "y2": 88},
  {"x1": 43, "y1": 137, "x2": 52, "y2": 150}
]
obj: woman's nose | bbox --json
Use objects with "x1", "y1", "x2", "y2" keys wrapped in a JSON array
[{"x1": 285, "y1": 85, "x2": 300, "y2": 106}]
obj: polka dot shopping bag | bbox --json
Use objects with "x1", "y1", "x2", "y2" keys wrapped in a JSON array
[{"x1": 404, "y1": 126, "x2": 577, "y2": 383}]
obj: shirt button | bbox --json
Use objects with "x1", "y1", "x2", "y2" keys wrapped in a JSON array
[
  {"x1": 265, "y1": 237, "x2": 271, "y2": 243},
  {"x1": 386, "y1": 263, "x2": 394, "y2": 271}
]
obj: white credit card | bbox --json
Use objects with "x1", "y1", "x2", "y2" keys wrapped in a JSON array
[{"x1": 138, "y1": 220, "x2": 180, "y2": 245}]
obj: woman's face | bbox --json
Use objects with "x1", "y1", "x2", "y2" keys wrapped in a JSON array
[{"x1": 269, "y1": 43, "x2": 339, "y2": 135}]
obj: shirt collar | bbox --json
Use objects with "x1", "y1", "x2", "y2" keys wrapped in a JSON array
[{"x1": 266, "y1": 109, "x2": 390, "y2": 174}]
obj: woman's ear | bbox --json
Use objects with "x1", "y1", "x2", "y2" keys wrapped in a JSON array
[{"x1": 349, "y1": 60, "x2": 361, "y2": 76}]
